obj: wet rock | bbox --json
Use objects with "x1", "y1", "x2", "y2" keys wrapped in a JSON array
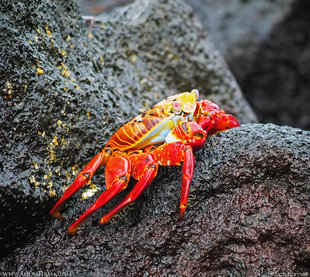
[
  {"x1": 0, "y1": 0, "x2": 254, "y2": 256},
  {"x1": 1, "y1": 124, "x2": 309, "y2": 275},
  {"x1": 188, "y1": 0, "x2": 310, "y2": 130}
]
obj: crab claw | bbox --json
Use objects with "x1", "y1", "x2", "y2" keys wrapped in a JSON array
[
  {"x1": 183, "y1": 122, "x2": 207, "y2": 151},
  {"x1": 166, "y1": 121, "x2": 207, "y2": 152},
  {"x1": 209, "y1": 113, "x2": 240, "y2": 135}
]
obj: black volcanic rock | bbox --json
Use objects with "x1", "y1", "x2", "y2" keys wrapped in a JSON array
[
  {"x1": 0, "y1": 0, "x2": 255, "y2": 256},
  {"x1": 2, "y1": 0, "x2": 309, "y2": 275},
  {"x1": 1, "y1": 124, "x2": 309, "y2": 276}
]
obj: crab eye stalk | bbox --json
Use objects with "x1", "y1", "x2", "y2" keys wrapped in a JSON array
[
  {"x1": 191, "y1": 89, "x2": 199, "y2": 100},
  {"x1": 172, "y1": 101, "x2": 182, "y2": 113}
]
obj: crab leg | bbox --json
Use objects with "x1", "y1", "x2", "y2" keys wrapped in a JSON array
[
  {"x1": 151, "y1": 142, "x2": 195, "y2": 219},
  {"x1": 179, "y1": 146, "x2": 194, "y2": 219},
  {"x1": 50, "y1": 151, "x2": 107, "y2": 220},
  {"x1": 67, "y1": 155, "x2": 131, "y2": 235},
  {"x1": 99, "y1": 153, "x2": 158, "y2": 225}
]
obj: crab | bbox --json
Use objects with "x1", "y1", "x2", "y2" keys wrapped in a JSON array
[{"x1": 50, "y1": 90, "x2": 240, "y2": 235}]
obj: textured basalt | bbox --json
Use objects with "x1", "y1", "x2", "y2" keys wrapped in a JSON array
[
  {"x1": 1, "y1": 124, "x2": 309, "y2": 276},
  {"x1": 0, "y1": 0, "x2": 255, "y2": 256},
  {"x1": 1, "y1": 0, "x2": 309, "y2": 275}
]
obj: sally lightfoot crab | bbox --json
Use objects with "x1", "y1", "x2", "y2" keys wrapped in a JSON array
[{"x1": 50, "y1": 90, "x2": 240, "y2": 235}]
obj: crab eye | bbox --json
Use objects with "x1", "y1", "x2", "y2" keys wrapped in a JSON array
[
  {"x1": 191, "y1": 89, "x2": 199, "y2": 99},
  {"x1": 172, "y1": 101, "x2": 181, "y2": 113}
]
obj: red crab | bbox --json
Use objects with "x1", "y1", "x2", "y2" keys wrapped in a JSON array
[{"x1": 50, "y1": 90, "x2": 240, "y2": 235}]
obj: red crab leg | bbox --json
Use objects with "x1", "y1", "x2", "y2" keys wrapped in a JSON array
[
  {"x1": 99, "y1": 153, "x2": 158, "y2": 225},
  {"x1": 152, "y1": 142, "x2": 195, "y2": 219},
  {"x1": 50, "y1": 151, "x2": 108, "y2": 220},
  {"x1": 179, "y1": 146, "x2": 194, "y2": 219},
  {"x1": 67, "y1": 155, "x2": 131, "y2": 235}
]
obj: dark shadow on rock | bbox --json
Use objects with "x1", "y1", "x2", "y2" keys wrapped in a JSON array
[
  {"x1": 235, "y1": 0, "x2": 310, "y2": 130},
  {"x1": 187, "y1": 0, "x2": 310, "y2": 130}
]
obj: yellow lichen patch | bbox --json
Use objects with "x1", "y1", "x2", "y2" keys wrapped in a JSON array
[
  {"x1": 57, "y1": 62, "x2": 72, "y2": 79},
  {"x1": 65, "y1": 35, "x2": 71, "y2": 42},
  {"x1": 57, "y1": 120, "x2": 62, "y2": 127},
  {"x1": 166, "y1": 52, "x2": 179, "y2": 61},
  {"x1": 49, "y1": 190, "x2": 56, "y2": 197},
  {"x1": 140, "y1": 78, "x2": 148, "y2": 85},
  {"x1": 37, "y1": 67, "x2": 44, "y2": 75},
  {"x1": 81, "y1": 183, "x2": 99, "y2": 200},
  {"x1": 29, "y1": 176, "x2": 40, "y2": 187},
  {"x1": 46, "y1": 143, "x2": 56, "y2": 163},
  {"x1": 33, "y1": 162, "x2": 39, "y2": 170},
  {"x1": 60, "y1": 137, "x2": 68, "y2": 147},
  {"x1": 38, "y1": 130, "x2": 46, "y2": 137},
  {"x1": 100, "y1": 55, "x2": 104, "y2": 65},
  {"x1": 52, "y1": 136, "x2": 59, "y2": 146},
  {"x1": 61, "y1": 49, "x2": 67, "y2": 58},
  {"x1": 74, "y1": 84, "x2": 80, "y2": 90},
  {"x1": 55, "y1": 168, "x2": 61, "y2": 176},
  {"x1": 61, "y1": 65, "x2": 70, "y2": 78},
  {"x1": 71, "y1": 164, "x2": 79, "y2": 175},
  {"x1": 3, "y1": 81, "x2": 13, "y2": 99},
  {"x1": 130, "y1": 54, "x2": 137, "y2": 64},
  {"x1": 48, "y1": 181, "x2": 53, "y2": 189},
  {"x1": 88, "y1": 32, "x2": 94, "y2": 40},
  {"x1": 49, "y1": 149, "x2": 57, "y2": 162},
  {"x1": 45, "y1": 25, "x2": 52, "y2": 37},
  {"x1": 29, "y1": 40, "x2": 33, "y2": 44}
]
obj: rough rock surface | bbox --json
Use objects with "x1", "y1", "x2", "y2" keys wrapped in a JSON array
[
  {"x1": 2, "y1": 0, "x2": 309, "y2": 275},
  {"x1": 0, "y1": 0, "x2": 255, "y2": 256},
  {"x1": 187, "y1": 0, "x2": 310, "y2": 130},
  {"x1": 1, "y1": 124, "x2": 309, "y2": 276}
]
